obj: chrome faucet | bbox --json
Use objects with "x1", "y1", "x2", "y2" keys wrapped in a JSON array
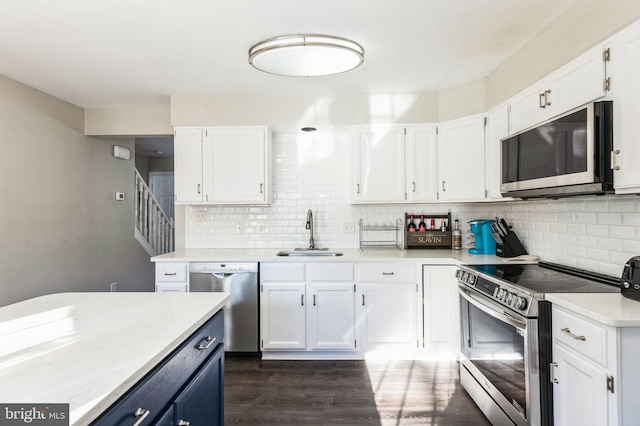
[{"x1": 305, "y1": 209, "x2": 315, "y2": 249}]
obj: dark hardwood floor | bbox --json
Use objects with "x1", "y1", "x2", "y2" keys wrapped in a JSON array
[{"x1": 224, "y1": 357, "x2": 491, "y2": 425}]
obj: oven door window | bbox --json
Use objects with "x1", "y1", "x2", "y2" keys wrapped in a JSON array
[{"x1": 461, "y1": 295, "x2": 527, "y2": 418}]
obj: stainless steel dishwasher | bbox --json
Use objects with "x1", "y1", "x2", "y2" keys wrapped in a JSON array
[{"x1": 189, "y1": 262, "x2": 259, "y2": 353}]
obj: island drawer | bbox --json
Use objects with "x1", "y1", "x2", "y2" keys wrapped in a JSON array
[
  {"x1": 155, "y1": 262, "x2": 189, "y2": 283},
  {"x1": 91, "y1": 310, "x2": 224, "y2": 425},
  {"x1": 357, "y1": 263, "x2": 416, "y2": 283},
  {"x1": 553, "y1": 306, "x2": 608, "y2": 366}
]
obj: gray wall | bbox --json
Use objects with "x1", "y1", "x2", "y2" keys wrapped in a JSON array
[{"x1": 0, "y1": 74, "x2": 155, "y2": 307}]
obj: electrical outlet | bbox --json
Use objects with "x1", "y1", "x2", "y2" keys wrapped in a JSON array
[
  {"x1": 344, "y1": 221, "x2": 355, "y2": 233},
  {"x1": 110, "y1": 282, "x2": 118, "y2": 292},
  {"x1": 195, "y1": 212, "x2": 207, "y2": 224},
  {"x1": 257, "y1": 222, "x2": 265, "y2": 233}
]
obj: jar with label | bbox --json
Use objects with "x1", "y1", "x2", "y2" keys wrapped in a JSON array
[{"x1": 452, "y1": 219, "x2": 462, "y2": 250}]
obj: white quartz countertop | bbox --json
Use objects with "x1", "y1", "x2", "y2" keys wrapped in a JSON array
[
  {"x1": 546, "y1": 293, "x2": 640, "y2": 327},
  {"x1": 0, "y1": 292, "x2": 230, "y2": 425},
  {"x1": 152, "y1": 248, "x2": 514, "y2": 265}
]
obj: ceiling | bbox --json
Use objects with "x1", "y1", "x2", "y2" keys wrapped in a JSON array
[{"x1": 0, "y1": 0, "x2": 579, "y2": 111}]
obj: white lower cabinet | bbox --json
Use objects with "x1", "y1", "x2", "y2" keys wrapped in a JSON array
[
  {"x1": 551, "y1": 305, "x2": 640, "y2": 425},
  {"x1": 422, "y1": 265, "x2": 459, "y2": 355},
  {"x1": 155, "y1": 262, "x2": 189, "y2": 292},
  {"x1": 355, "y1": 263, "x2": 420, "y2": 351},
  {"x1": 260, "y1": 261, "x2": 421, "y2": 357}
]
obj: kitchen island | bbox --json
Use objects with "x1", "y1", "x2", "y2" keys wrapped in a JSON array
[{"x1": 0, "y1": 292, "x2": 230, "y2": 425}]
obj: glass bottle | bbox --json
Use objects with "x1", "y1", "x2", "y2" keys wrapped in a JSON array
[
  {"x1": 452, "y1": 219, "x2": 462, "y2": 250},
  {"x1": 418, "y1": 215, "x2": 427, "y2": 232},
  {"x1": 407, "y1": 214, "x2": 417, "y2": 232}
]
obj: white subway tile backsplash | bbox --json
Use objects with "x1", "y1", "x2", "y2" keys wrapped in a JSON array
[{"x1": 183, "y1": 132, "x2": 640, "y2": 277}]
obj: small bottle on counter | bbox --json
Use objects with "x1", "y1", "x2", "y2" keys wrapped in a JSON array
[
  {"x1": 418, "y1": 215, "x2": 427, "y2": 232},
  {"x1": 407, "y1": 214, "x2": 417, "y2": 232},
  {"x1": 452, "y1": 219, "x2": 462, "y2": 250},
  {"x1": 430, "y1": 218, "x2": 436, "y2": 230},
  {"x1": 441, "y1": 221, "x2": 447, "y2": 232}
]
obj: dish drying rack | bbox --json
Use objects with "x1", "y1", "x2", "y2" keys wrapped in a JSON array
[{"x1": 358, "y1": 219, "x2": 403, "y2": 250}]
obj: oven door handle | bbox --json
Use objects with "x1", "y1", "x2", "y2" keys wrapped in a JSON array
[{"x1": 459, "y1": 285, "x2": 527, "y2": 331}]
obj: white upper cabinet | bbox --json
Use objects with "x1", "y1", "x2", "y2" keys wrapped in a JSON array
[
  {"x1": 174, "y1": 128, "x2": 204, "y2": 204},
  {"x1": 509, "y1": 44, "x2": 607, "y2": 135},
  {"x1": 405, "y1": 125, "x2": 438, "y2": 202},
  {"x1": 352, "y1": 125, "x2": 406, "y2": 203},
  {"x1": 174, "y1": 126, "x2": 272, "y2": 205},
  {"x1": 203, "y1": 127, "x2": 272, "y2": 204},
  {"x1": 437, "y1": 115, "x2": 486, "y2": 202},
  {"x1": 608, "y1": 20, "x2": 640, "y2": 194},
  {"x1": 484, "y1": 104, "x2": 510, "y2": 200},
  {"x1": 352, "y1": 125, "x2": 438, "y2": 203}
]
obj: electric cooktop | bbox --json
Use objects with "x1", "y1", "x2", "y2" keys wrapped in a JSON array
[{"x1": 466, "y1": 261, "x2": 621, "y2": 294}]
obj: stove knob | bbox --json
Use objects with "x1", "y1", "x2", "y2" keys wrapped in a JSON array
[
  {"x1": 623, "y1": 281, "x2": 630, "y2": 289},
  {"x1": 455, "y1": 270, "x2": 461, "y2": 279},
  {"x1": 505, "y1": 292, "x2": 514, "y2": 305},
  {"x1": 461, "y1": 272, "x2": 468, "y2": 282},
  {"x1": 467, "y1": 274, "x2": 477, "y2": 285},
  {"x1": 513, "y1": 296, "x2": 528, "y2": 310},
  {"x1": 496, "y1": 288, "x2": 506, "y2": 300}
]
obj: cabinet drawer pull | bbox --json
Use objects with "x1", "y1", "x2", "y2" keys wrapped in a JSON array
[
  {"x1": 561, "y1": 327, "x2": 586, "y2": 341},
  {"x1": 178, "y1": 421, "x2": 191, "y2": 426},
  {"x1": 442, "y1": 181, "x2": 446, "y2": 192},
  {"x1": 412, "y1": 181, "x2": 416, "y2": 192},
  {"x1": 544, "y1": 90, "x2": 552, "y2": 106},
  {"x1": 197, "y1": 336, "x2": 217, "y2": 350},
  {"x1": 164, "y1": 272, "x2": 177, "y2": 276},
  {"x1": 382, "y1": 272, "x2": 395, "y2": 276},
  {"x1": 313, "y1": 294, "x2": 316, "y2": 306},
  {"x1": 356, "y1": 183, "x2": 360, "y2": 194},
  {"x1": 301, "y1": 294, "x2": 304, "y2": 306},
  {"x1": 362, "y1": 294, "x2": 365, "y2": 306},
  {"x1": 197, "y1": 184, "x2": 201, "y2": 194},
  {"x1": 549, "y1": 362, "x2": 559, "y2": 384},
  {"x1": 260, "y1": 183, "x2": 264, "y2": 194},
  {"x1": 539, "y1": 92, "x2": 546, "y2": 109},
  {"x1": 133, "y1": 408, "x2": 150, "y2": 426}
]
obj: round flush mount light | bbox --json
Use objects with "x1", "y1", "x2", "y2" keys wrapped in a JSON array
[{"x1": 249, "y1": 34, "x2": 364, "y2": 77}]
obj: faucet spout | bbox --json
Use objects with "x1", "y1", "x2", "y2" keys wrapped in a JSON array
[{"x1": 306, "y1": 209, "x2": 315, "y2": 249}]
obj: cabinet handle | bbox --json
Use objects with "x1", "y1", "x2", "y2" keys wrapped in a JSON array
[
  {"x1": 539, "y1": 92, "x2": 546, "y2": 109},
  {"x1": 301, "y1": 294, "x2": 304, "y2": 306},
  {"x1": 197, "y1": 336, "x2": 217, "y2": 350},
  {"x1": 177, "y1": 421, "x2": 191, "y2": 426},
  {"x1": 164, "y1": 272, "x2": 177, "y2": 276},
  {"x1": 356, "y1": 183, "x2": 360, "y2": 194},
  {"x1": 561, "y1": 327, "x2": 586, "y2": 341},
  {"x1": 313, "y1": 295, "x2": 316, "y2": 306},
  {"x1": 412, "y1": 181, "x2": 416, "y2": 192},
  {"x1": 549, "y1": 362, "x2": 559, "y2": 384},
  {"x1": 260, "y1": 183, "x2": 264, "y2": 194},
  {"x1": 442, "y1": 181, "x2": 446, "y2": 192},
  {"x1": 382, "y1": 272, "x2": 395, "y2": 276},
  {"x1": 544, "y1": 90, "x2": 552, "y2": 106},
  {"x1": 133, "y1": 408, "x2": 150, "y2": 426},
  {"x1": 362, "y1": 294, "x2": 365, "y2": 306},
  {"x1": 611, "y1": 149, "x2": 621, "y2": 170},
  {"x1": 197, "y1": 184, "x2": 201, "y2": 194}
]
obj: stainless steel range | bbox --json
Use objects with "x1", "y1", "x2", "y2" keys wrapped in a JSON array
[{"x1": 455, "y1": 261, "x2": 620, "y2": 426}]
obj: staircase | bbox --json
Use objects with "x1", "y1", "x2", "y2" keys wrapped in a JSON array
[{"x1": 135, "y1": 169, "x2": 174, "y2": 256}]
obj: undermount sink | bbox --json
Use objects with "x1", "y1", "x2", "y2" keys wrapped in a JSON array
[{"x1": 277, "y1": 249, "x2": 343, "y2": 257}]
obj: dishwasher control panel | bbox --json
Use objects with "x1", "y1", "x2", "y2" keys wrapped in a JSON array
[{"x1": 190, "y1": 263, "x2": 258, "y2": 273}]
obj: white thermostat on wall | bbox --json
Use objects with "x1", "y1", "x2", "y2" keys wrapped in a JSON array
[{"x1": 115, "y1": 192, "x2": 125, "y2": 201}]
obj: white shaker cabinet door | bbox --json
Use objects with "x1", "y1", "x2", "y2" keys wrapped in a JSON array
[
  {"x1": 423, "y1": 265, "x2": 459, "y2": 354},
  {"x1": 307, "y1": 282, "x2": 356, "y2": 350},
  {"x1": 203, "y1": 127, "x2": 270, "y2": 204},
  {"x1": 609, "y1": 21, "x2": 640, "y2": 194},
  {"x1": 552, "y1": 343, "x2": 610, "y2": 426},
  {"x1": 405, "y1": 125, "x2": 438, "y2": 202},
  {"x1": 437, "y1": 115, "x2": 486, "y2": 202},
  {"x1": 174, "y1": 128, "x2": 204, "y2": 204},
  {"x1": 352, "y1": 126, "x2": 406, "y2": 203},
  {"x1": 260, "y1": 282, "x2": 306, "y2": 350},
  {"x1": 484, "y1": 104, "x2": 510, "y2": 200}
]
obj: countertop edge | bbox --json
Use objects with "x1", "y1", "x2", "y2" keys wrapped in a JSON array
[{"x1": 546, "y1": 293, "x2": 640, "y2": 327}]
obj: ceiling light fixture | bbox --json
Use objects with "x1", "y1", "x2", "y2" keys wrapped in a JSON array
[{"x1": 249, "y1": 34, "x2": 364, "y2": 77}]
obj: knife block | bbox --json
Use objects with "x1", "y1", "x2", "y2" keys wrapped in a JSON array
[{"x1": 496, "y1": 231, "x2": 528, "y2": 257}]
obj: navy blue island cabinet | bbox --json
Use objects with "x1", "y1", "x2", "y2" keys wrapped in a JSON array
[{"x1": 91, "y1": 310, "x2": 225, "y2": 426}]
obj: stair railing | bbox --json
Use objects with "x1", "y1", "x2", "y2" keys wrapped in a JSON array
[{"x1": 134, "y1": 169, "x2": 174, "y2": 256}]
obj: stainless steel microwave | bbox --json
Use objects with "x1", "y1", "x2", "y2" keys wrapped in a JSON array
[{"x1": 501, "y1": 101, "x2": 614, "y2": 198}]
